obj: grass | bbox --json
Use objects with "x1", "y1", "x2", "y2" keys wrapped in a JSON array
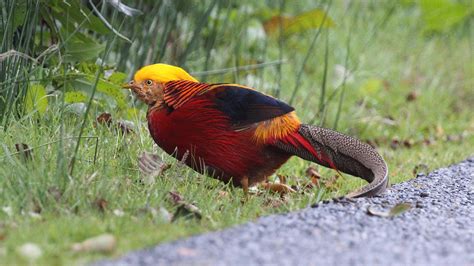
[{"x1": 1, "y1": 1, "x2": 473, "y2": 265}]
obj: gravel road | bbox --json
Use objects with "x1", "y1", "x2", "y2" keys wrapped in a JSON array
[{"x1": 98, "y1": 157, "x2": 474, "y2": 266}]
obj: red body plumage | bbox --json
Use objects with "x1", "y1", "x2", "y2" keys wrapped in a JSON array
[{"x1": 147, "y1": 94, "x2": 293, "y2": 186}]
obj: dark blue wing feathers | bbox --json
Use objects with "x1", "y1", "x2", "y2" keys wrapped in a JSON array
[{"x1": 211, "y1": 85, "x2": 294, "y2": 127}]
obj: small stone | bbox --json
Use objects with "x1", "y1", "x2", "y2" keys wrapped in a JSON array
[
  {"x1": 17, "y1": 243, "x2": 42, "y2": 261},
  {"x1": 72, "y1": 234, "x2": 117, "y2": 253},
  {"x1": 113, "y1": 209, "x2": 125, "y2": 217},
  {"x1": 420, "y1": 192, "x2": 429, "y2": 197}
]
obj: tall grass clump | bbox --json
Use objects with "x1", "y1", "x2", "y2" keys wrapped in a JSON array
[{"x1": 0, "y1": 0, "x2": 41, "y2": 127}]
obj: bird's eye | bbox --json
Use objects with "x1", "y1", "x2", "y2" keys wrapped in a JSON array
[
  {"x1": 129, "y1": 80, "x2": 134, "y2": 85},
  {"x1": 145, "y1": 80, "x2": 153, "y2": 86}
]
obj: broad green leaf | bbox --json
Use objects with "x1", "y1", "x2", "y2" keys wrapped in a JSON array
[
  {"x1": 25, "y1": 84, "x2": 48, "y2": 114},
  {"x1": 420, "y1": 0, "x2": 473, "y2": 33},
  {"x1": 50, "y1": 0, "x2": 110, "y2": 34},
  {"x1": 74, "y1": 76, "x2": 128, "y2": 109},
  {"x1": 77, "y1": 62, "x2": 101, "y2": 75},
  {"x1": 264, "y1": 9, "x2": 335, "y2": 37},
  {"x1": 64, "y1": 91, "x2": 88, "y2": 104},
  {"x1": 263, "y1": 16, "x2": 292, "y2": 35},
  {"x1": 360, "y1": 79, "x2": 383, "y2": 95},
  {"x1": 108, "y1": 72, "x2": 128, "y2": 85},
  {"x1": 64, "y1": 39, "x2": 105, "y2": 62},
  {"x1": 93, "y1": 78, "x2": 127, "y2": 109}
]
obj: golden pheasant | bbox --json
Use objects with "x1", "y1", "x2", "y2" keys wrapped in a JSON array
[{"x1": 124, "y1": 64, "x2": 388, "y2": 197}]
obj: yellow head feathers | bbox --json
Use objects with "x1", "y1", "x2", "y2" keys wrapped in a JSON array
[{"x1": 134, "y1": 64, "x2": 198, "y2": 83}]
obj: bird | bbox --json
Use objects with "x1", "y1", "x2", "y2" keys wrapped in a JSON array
[{"x1": 124, "y1": 63, "x2": 388, "y2": 197}]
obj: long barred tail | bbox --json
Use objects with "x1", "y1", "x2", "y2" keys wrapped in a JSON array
[{"x1": 276, "y1": 124, "x2": 389, "y2": 198}]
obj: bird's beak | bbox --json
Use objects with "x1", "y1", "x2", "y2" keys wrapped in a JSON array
[
  {"x1": 122, "y1": 82, "x2": 144, "y2": 94},
  {"x1": 122, "y1": 83, "x2": 134, "y2": 90}
]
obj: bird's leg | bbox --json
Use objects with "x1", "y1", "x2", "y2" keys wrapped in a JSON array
[
  {"x1": 278, "y1": 174, "x2": 287, "y2": 184},
  {"x1": 241, "y1": 176, "x2": 249, "y2": 199}
]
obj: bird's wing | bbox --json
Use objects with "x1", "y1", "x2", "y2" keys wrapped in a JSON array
[{"x1": 163, "y1": 80, "x2": 296, "y2": 129}]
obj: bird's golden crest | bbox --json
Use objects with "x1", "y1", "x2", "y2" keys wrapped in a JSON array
[{"x1": 134, "y1": 64, "x2": 198, "y2": 83}]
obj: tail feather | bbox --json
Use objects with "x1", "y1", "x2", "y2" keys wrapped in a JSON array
[{"x1": 276, "y1": 124, "x2": 389, "y2": 198}]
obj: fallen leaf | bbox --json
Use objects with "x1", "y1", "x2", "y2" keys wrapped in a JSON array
[
  {"x1": 390, "y1": 138, "x2": 400, "y2": 150},
  {"x1": 388, "y1": 203, "x2": 412, "y2": 216},
  {"x1": 403, "y1": 139, "x2": 415, "y2": 148},
  {"x1": 93, "y1": 198, "x2": 108, "y2": 213},
  {"x1": 406, "y1": 91, "x2": 418, "y2": 101},
  {"x1": 366, "y1": 206, "x2": 389, "y2": 217},
  {"x1": 15, "y1": 143, "x2": 32, "y2": 161},
  {"x1": 71, "y1": 234, "x2": 116, "y2": 253},
  {"x1": 17, "y1": 243, "x2": 42, "y2": 261},
  {"x1": 261, "y1": 182, "x2": 296, "y2": 195},
  {"x1": 96, "y1": 112, "x2": 113, "y2": 126},
  {"x1": 95, "y1": 113, "x2": 134, "y2": 135},
  {"x1": 306, "y1": 166, "x2": 322, "y2": 186},
  {"x1": 367, "y1": 202, "x2": 412, "y2": 218},
  {"x1": 423, "y1": 138, "x2": 435, "y2": 146}
]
